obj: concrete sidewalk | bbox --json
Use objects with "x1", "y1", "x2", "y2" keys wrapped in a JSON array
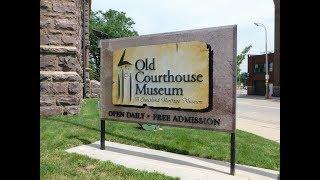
[
  {"x1": 237, "y1": 94, "x2": 280, "y2": 102},
  {"x1": 236, "y1": 95, "x2": 280, "y2": 143},
  {"x1": 67, "y1": 141, "x2": 279, "y2": 180},
  {"x1": 236, "y1": 117, "x2": 280, "y2": 143}
]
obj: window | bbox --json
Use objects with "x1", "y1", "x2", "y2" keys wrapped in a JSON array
[
  {"x1": 254, "y1": 63, "x2": 264, "y2": 73},
  {"x1": 269, "y1": 62, "x2": 273, "y2": 72},
  {"x1": 254, "y1": 62, "x2": 273, "y2": 73}
]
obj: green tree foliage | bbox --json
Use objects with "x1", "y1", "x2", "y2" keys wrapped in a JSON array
[
  {"x1": 237, "y1": 45, "x2": 252, "y2": 85},
  {"x1": 89, "y1": 9, "x2": 138, "y2": 81},
  {"x1": 89, "y1": 60, "x2": 99, "y2": 81},
  {"x1": 238, "y1": 72, "x2": 249, "y2": 87}
]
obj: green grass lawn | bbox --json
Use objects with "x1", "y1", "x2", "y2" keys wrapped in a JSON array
[{"x1": 41, "y1": 98, "x2": 279, "y2": 179}]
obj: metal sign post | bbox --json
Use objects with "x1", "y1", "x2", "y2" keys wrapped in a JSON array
[
  {"x1": 100, "y1": 119, "x2": 105, "y2": 150},
  {"x1": 230, "y1": 132, "x2": 236, "y2": 175}
]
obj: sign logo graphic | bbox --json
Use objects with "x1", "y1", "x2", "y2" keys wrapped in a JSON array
[{"x1": 117, "y1": 49, "x2": 133, "y2": 103}]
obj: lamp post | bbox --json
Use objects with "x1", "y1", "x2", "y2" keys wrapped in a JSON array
[{"x1": 254, "y1": 22, "x2": 269, "y2": 99}]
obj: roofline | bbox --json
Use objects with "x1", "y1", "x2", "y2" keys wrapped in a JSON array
[{"x1": 247, "y1": 52, "x2": 274, "y2": 57}]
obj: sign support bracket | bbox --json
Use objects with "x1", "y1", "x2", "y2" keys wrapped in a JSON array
[
  {"x1": 230, "y1": 132, "x2": 236, "y2": 175},
  {"x1": 100, "y1": 119, "x2": 105, "y2": 150}
]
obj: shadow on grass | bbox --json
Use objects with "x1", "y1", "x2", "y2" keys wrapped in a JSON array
[
  {"x1": 47, "y1": 118, "x2": 190, "y2": 155},
  {"x1": 66, "y1": 135, "x2": 91, "y2": 144},
  {"x1": 88, "y1": 143, "x2": 229, "y2": 175}
]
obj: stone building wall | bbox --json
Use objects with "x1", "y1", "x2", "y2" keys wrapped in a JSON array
[
  {"x1": 87, "y1": 80, "x2": 101, "y2": 98},
  {"x1": 40, "y1": 0, "x2": 84, "y2": 77},
  {"x1": 40, "y1": 71, "x2": 83, "y2": 116},
  {"x1": 40, "y1": 0, "x2": 91, "y2": 116}
]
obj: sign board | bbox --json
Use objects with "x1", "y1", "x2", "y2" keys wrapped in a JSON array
[
  {"x1": 112, "y1": 41, "x2": 209, "y2": 110},
  {"x1": 100, "y1": 25, "x2": 237, "y2": 132}
]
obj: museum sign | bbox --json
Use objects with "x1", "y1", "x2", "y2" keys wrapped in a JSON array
[{"x1": 100, "y1": 25, "x2": 237, "y2": 132}]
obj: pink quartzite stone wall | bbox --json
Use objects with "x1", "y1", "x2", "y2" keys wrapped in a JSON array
[
  {"x1": 87, "y1": 80, "x2": 101, "y2": 98},
  {"x1": 40, "y1": 0, "x2": 88, "y2": 77},
  {"x1": 40, "y1": 0, "x2": 91, "y2": 116},
  {"x1": 40, "y1": 71, "x2": 83, "y2": 116}
]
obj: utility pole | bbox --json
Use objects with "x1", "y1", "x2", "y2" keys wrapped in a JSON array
[{"x1": 254, "y1": 22, "x2": 269, "y2": 99}]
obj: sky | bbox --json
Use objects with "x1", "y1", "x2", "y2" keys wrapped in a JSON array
[{"x1": 92, "y1": 0, "x2": 274, "y2": 73}]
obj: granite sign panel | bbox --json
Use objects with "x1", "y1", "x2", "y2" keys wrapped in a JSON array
[{"x1": 100, "y1": 25, "x2": 236, "y2": 132}]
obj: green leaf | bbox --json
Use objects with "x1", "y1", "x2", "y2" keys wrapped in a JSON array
[{"x1": 89, "y1": 9, "x2": 139, "y2": 81}]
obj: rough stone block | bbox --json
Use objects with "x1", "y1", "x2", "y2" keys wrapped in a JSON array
[
  {"x1": 91, "y1": 88, "x2": 100, "y2": 95},
  {"x1": 62, "y1": 35, "x2": 76, "y2": 45},
  {"x1": 48, "y1": 34, "x2": 62, "y2": 45},
  {"x1": 40, "y1": 72, "x2": 52, "y2": 82},
  {"x1": 55, "y1": 19, "x2": 76, "y2": 31},
  {"x1": 48, "y1": 29, "x2": 63, "y2": 35},
  {"x1": 52, "y1": 2, "x2": 75, "y2": 13},
  {"x1": 68, "y1": 82, "x2": 82, "y2": 94},
  {"x1": 40, "y1": 35, "x2": 50, "y2": 45},
  {"x1": 40, "y1": 45, "x2": 78, "y2": 54},
  {"x1": 58, "y1": 55, "x2": 76, "y2": 68},
  {"x1": 65, "y1": 73, "x2": 82, "y2": 82},
  {"x1": 58, "y1": 56, "x2": 82, "y2": 76},
  {"x1": 40, "y1": 19, "x2": 52, "y2": 29},
  {"x1": 40, "y1": 106, "x2": 63, "y2": 116},
  {"x1": 40, "y1": 55, "x2": 58, "y2": 70},
  {"x1": 40, "y1": 82, "x2": 53, "y2": 94},
  {"x1": 57, "y1": 95, "x2": 80, "y2": 106},
  {"x1": 90, "y1": 80, "x2": 100, "y2": 89},
  {"x1": 40, "y1": 0, "x2": 52, "y2": 11},
  {"x1": 88, "y1": 80, "x2": 100, "y2": 98},
  {"x1": 42, "y1": 71, "x2": 81, "y2": 82},
  {"x1": 40, "y1": 71, "x2": 82, "y2": 83},
  {"x1": 89, "y1": 93, "x2": 99, "y2": 98},
  {"x1": 52, "y1": 82, "x2": 68, "y2": 94},
  {"x1": 64, "y1": 106, "x2": 80, "y2": 115},
  {"x1": 40, "y1": 95, "x2": 56, "y2": 106}
]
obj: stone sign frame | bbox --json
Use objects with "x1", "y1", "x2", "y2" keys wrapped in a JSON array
[{"x1": 99, "y1": 25, "x2": 237, "y2": 175}]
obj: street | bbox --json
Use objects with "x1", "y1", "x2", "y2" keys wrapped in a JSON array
[{"x1": 236, "y1": 95, "x2": 280, "y2": 143}]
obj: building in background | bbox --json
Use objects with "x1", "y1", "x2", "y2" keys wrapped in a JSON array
[
  {"x1": 247, "y1": 0, "x2": 280, "y2": 97},
  {"x1": 247, "y1": 52, "x2": 280, "y2": 97}
]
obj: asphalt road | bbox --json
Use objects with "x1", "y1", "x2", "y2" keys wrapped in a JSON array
[{"x1": 236, "y1": 95, "x2": 280, "y2": 142}]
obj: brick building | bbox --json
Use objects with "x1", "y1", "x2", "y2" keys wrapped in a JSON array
[
  {"x1": 247, "y1": 52, "x2": 280, "y2": 97},
  {"x1": 40, "y1": 0, "x2": 92, "y2": 116},
  {"x1": 247, "y1": 0, "x2": 280, "y2": 97}
]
